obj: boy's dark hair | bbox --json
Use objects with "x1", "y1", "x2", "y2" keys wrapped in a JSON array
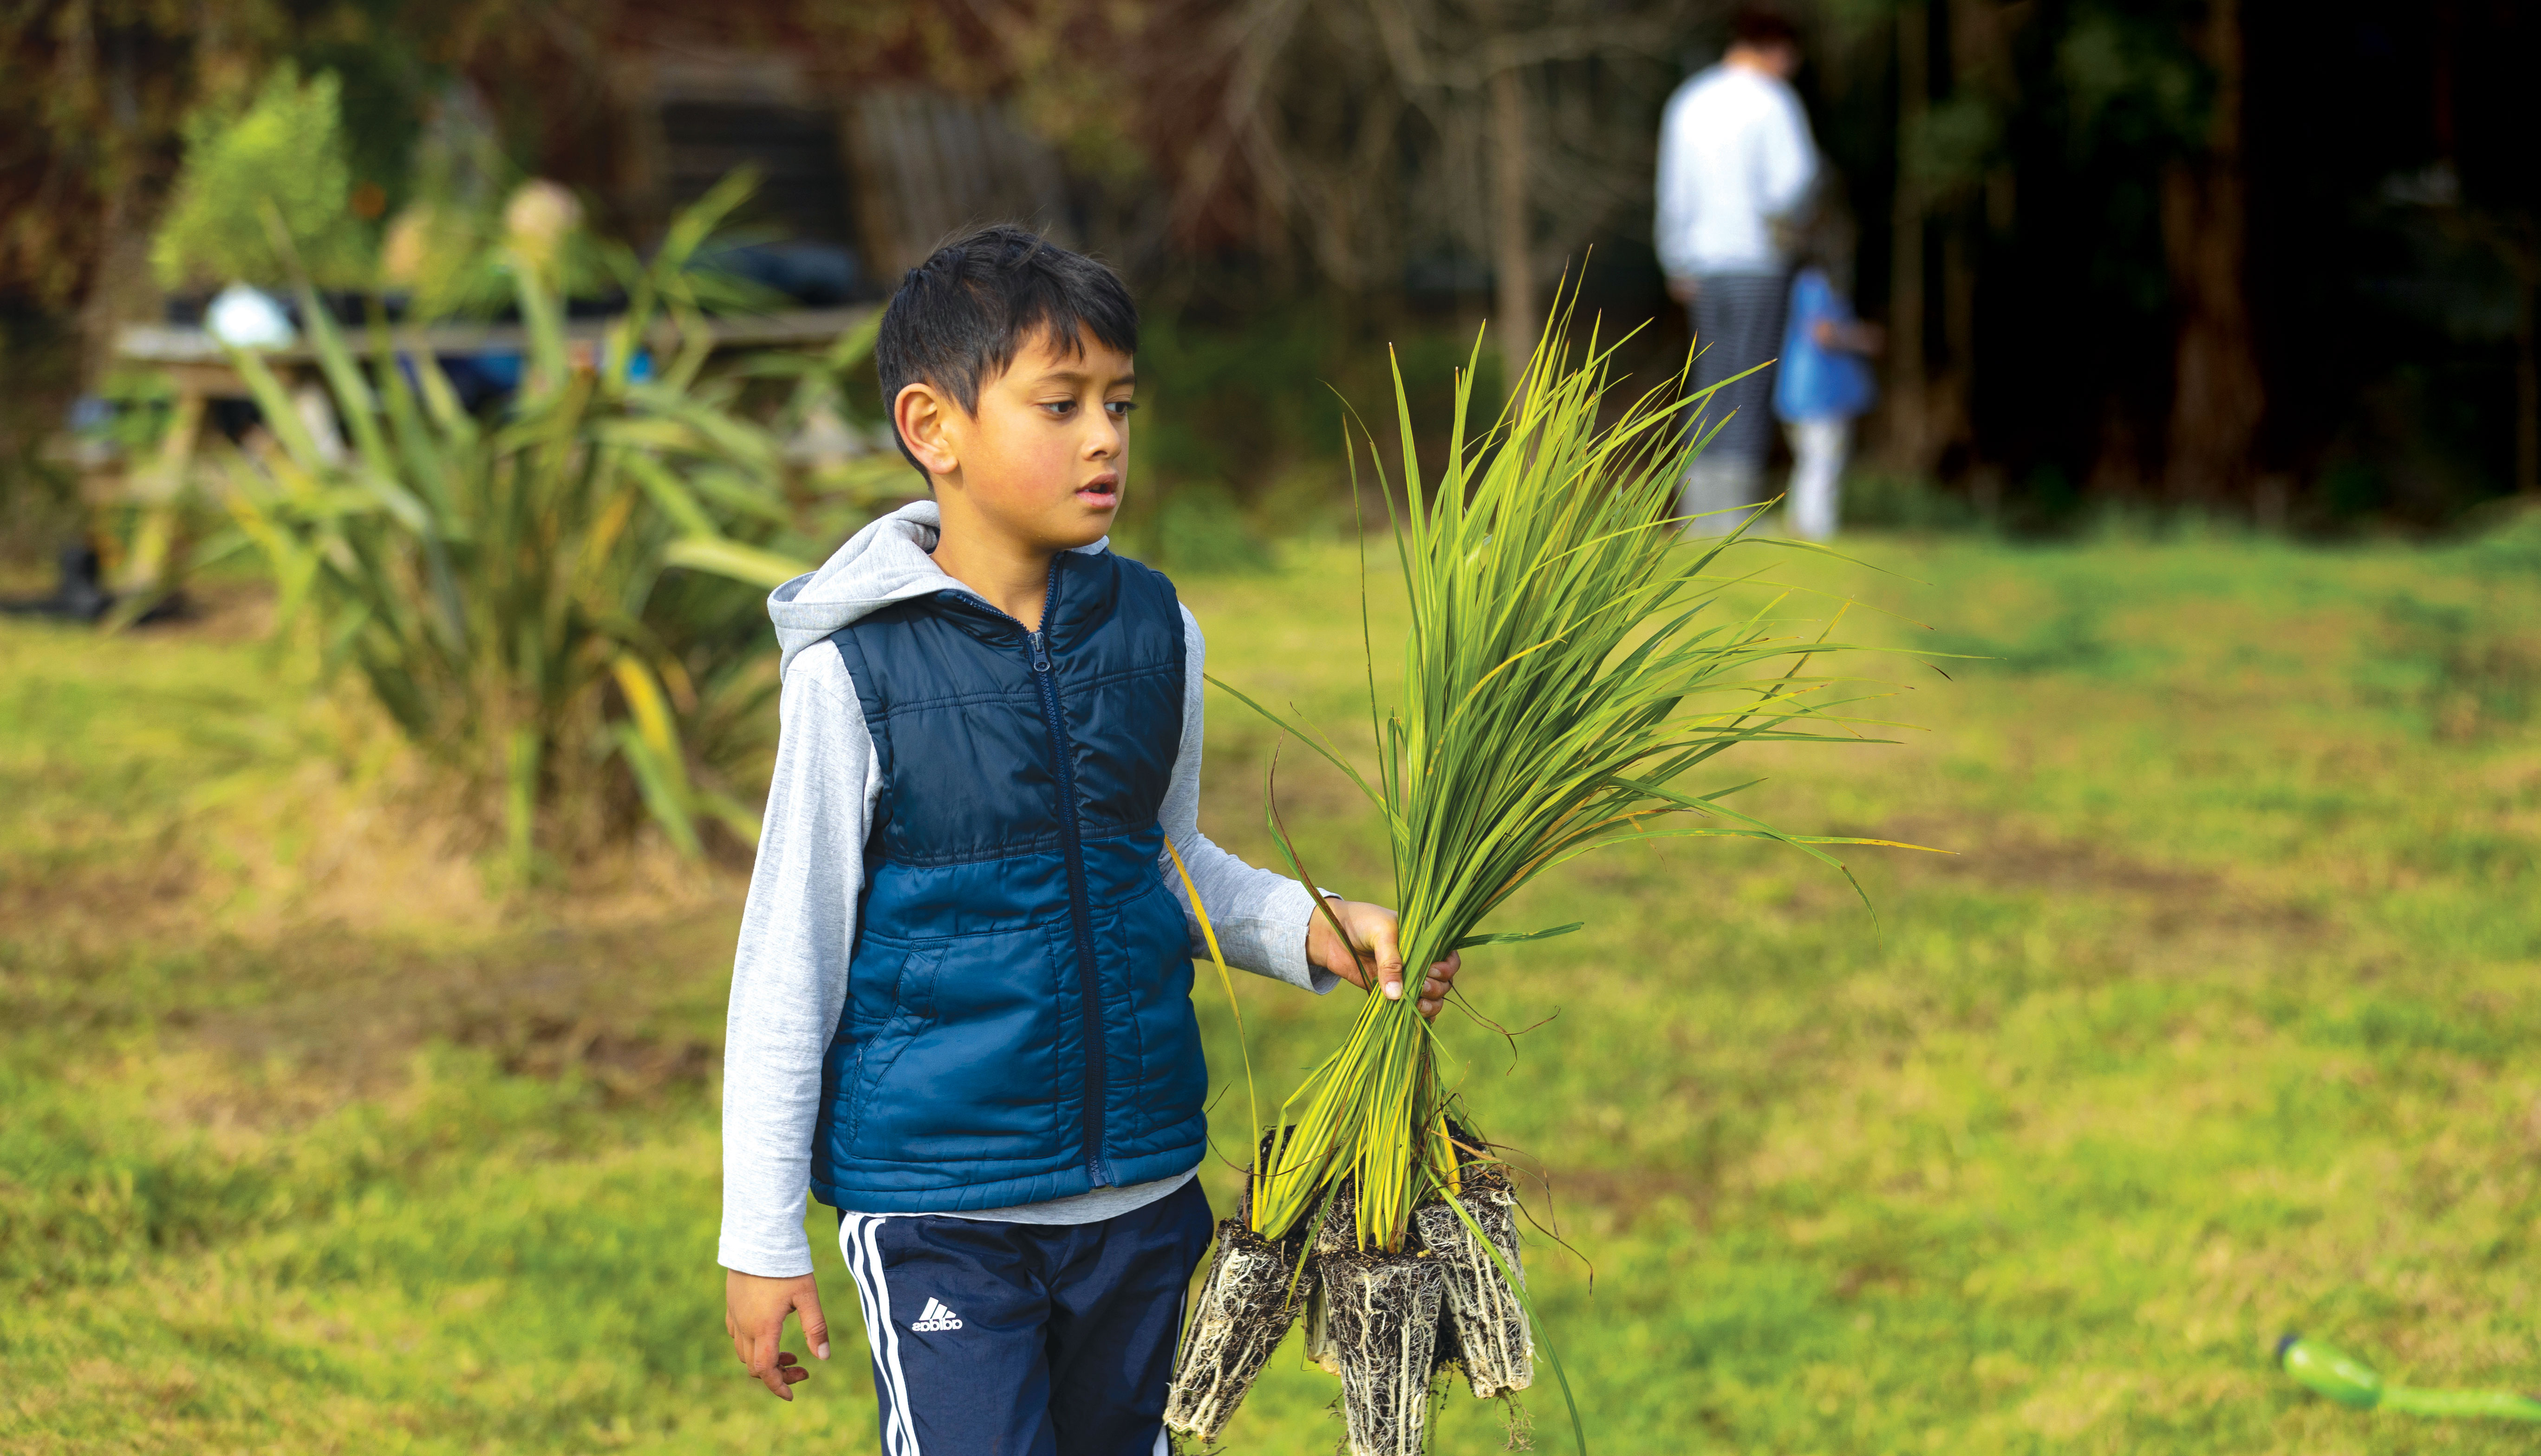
[
  {"x1": 875, "y1": 224, "x2": 1140, "y2": 471},
  {"x1": 1729, "y1": 6, "x2": 1800, "y2": 48}
]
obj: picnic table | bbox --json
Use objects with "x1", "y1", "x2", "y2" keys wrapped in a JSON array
[{"x1": 86, "y1": 306, "x2": 875, "y2": 606}]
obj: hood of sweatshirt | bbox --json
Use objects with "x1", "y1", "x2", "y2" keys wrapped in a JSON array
[{"x1": 766, "y1": 499, "x2": 1112, "y2": 676}]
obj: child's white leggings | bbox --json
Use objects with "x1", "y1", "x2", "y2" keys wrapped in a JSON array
[{"x1": 1784, "y1": 417, "x2": 1849, "y2": 541}]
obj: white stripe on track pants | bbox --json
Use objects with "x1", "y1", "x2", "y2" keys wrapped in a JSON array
[{"x1": 836, "y1": 1179, "x2": 1213, "y2": 1455}]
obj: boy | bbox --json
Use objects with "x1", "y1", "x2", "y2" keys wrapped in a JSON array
[{"x1": 717, "y1": 224, "x2": 1461, "y2": 1453}]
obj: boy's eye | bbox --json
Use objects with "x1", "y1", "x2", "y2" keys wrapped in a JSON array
[
  {"x1": 1106, "y1": 400, "x2": 1137, "y2": 418},
  {"x1": 1040, "y1": 400, "x2": 1077, "y2": 417}
]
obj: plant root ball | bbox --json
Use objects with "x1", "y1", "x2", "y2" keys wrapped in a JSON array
[
  {"x1": 1324, "y1": 1247, "x2": 1448, "y2": 1456},
  {"x1": 1410, "y1": 1161, "x2": 1534, "y2": 1398},
  {"x1": 1164, "y1": 1215, "x2": 1311, "y2": 1443},
  {"x1": 1314, "y1": 1177, "x2": 1361, "y2": 1256},
  {"x1": 1301, "y1": 1174, "x2": 1359, "y2": 1377}
]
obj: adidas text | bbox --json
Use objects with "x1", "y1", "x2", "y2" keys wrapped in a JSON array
[{"x1": 912, "y1": 1297, "x2": 964, "y2": 1332}]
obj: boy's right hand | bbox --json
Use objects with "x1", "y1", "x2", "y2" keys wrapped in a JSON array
[{"x1": 725, "y1": 1268, "x2": 832, "y2": 1400}]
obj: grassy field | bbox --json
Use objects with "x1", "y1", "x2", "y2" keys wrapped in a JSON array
[{"x1": 5, "y1": 526, "x2": 2539, "y2": 1454}]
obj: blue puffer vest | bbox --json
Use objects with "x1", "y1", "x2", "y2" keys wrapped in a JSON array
[{"x1": 810, "y1": 547, "x2": 1205, "y2": 1213}]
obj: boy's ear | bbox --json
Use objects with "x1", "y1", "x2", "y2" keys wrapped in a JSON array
[{"x1": 894, "y1": 381, "x2": 963, "y2": 479}]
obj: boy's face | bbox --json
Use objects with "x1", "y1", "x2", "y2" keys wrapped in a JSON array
[{"x1": 899, "y1": 330, "x2": 1136, "y2": 555}]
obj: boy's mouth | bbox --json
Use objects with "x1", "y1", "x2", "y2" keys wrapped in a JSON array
[{"x1": 1076, "y1": 473, "x2": 1121, "y2": 508}]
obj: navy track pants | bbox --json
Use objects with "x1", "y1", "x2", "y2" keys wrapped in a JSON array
[{"x1": 835, "y1": 1179, "x2": 1216, "y2": 1456}]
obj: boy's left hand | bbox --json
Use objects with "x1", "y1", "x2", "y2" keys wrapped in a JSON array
[{"x1": 1306, "y1": 897, "x2": 1462, "y2": 1019}]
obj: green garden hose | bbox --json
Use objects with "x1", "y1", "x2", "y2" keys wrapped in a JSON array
[{"x1": 2278, "y1": 1335, "x2": 2541, "y2": 1421}]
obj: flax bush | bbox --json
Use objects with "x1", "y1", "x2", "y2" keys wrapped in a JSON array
[{"x1": 218, "y1": 176, "x2": 900, "y2": 871}]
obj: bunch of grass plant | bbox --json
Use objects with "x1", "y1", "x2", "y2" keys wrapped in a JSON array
[
  {"x1": 217, "y1": 175, "x2": 899, "y2": 873},
  {"x1": 1174, "y1": 304, "x2": 1920, "y2": 1453},
  {"x1": 1222, "y1": 304, "x2": 1917, "y2": 1258}
]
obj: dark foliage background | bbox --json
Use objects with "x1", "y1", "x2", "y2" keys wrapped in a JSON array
[{"x1": 4, "y1": 0, "x2": 2536, "y2": 554}]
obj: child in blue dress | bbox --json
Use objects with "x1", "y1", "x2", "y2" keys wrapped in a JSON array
[{"x1": 1773, "y1": 265, "x2": 1881, "y2": 540}]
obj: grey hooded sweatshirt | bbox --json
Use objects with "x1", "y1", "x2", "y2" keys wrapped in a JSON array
[{"x1": 719, "y1": 500, "x2": 1335, "y2": 1279}]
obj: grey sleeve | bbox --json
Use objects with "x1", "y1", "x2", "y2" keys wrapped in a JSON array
[
  {"x1": 718, "y1": 647, "x2": 878, "y2": 1278},
  {"x1": 1160, "y1": 606, "x2": 1339, "y2": 995}
]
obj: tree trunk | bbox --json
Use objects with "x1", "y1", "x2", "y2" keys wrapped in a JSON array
[
  {"x1": 70, "y1": 5, "x2": 161, "y2": 396},
  {"x1": 1884, "y1": 3, "x2": 1929, "y2": 473},
  {"x1": 1935, "y1": 215, "x2": 1974, "y2": 475},
  {"x1": 2162, "y1": 0, "x2": 2264, "y2": 503},
  {"x1": 1930, "y1": 0, "x2": 2005, "y2": 476},
  {"x1": 2516, "y1": 261, "x2": 2538, "y2": 498},
  {"x1": 1489, "y1": 64, "x2": 1535, "y2": 399}
]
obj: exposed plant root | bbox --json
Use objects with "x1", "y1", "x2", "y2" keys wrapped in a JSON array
[
  {"x1": 1410, "y1": 1159, "x2": 1533, "y2": 1398},
  {"x1": 1165, "y1": 1212, "x2": 1311, "y2": 1442},
  {"x1": 1430, "y1": 1274, "x2": 1466, "y2": 1386},
  {"x1": 1493, "y1": 1391, "x2": 1537, "y2": 1450},
  {"x1": 1324, "y1": 1247, "x2": 1447, "y2": 1456},
  {"x1": 1170, "y1": 1132, "x2": 1537, "y2": 1444},
  {"x1": 1166, "y1": 1137, "x2": 1312, "y2": 1442}
]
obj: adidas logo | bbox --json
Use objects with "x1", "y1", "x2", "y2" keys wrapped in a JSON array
[{"x1": 911, "y1": 1297, "x2": 964, "y2": 1332}]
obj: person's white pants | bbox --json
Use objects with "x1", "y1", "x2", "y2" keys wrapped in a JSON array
[{"x1": 1783, "y1": 417, "x2": 1850, "y2": 541}]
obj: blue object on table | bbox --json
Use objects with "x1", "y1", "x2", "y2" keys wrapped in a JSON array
[
  {"x1": 696, "y1": 241, "x2": 866, "y2": 306},
  {"x1": 427, "y1": 352, "x2": 524, "y2": 413}
]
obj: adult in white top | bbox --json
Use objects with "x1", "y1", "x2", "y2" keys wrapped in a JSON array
[{"x1": 1654, "y1": 9, "x2": 1819, "y2": 524}]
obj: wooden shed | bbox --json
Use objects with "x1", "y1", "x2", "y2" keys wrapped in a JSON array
[{"x1": 602, "y1": 44, "x2": 1076, "y2": 284}]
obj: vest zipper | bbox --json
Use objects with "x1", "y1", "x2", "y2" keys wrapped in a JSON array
[{"x1": 1023, "y1": 569, "x2": 1114, "y2": 1189}]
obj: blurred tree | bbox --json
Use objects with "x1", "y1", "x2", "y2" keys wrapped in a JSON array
[
  {"x1": 1884, "y1": 0, "x2": 2015, "y2": 480},
  {"x1": 1359, "y1": 0, "x2": 1685, "y2": 392},
  {"x1": 2, "y1": 4, "x2": 447, "y2": 352},
  {"x1": 2431, "y1": 0, "x2": 2541, "y2": 499},
  {"x1": 2161, "y1": 0, "x2": 2263, "y2": 502},
  {"x1": 970, "y1": 1, "x2": 1694, "y2": 332},
  {"x1": 1885, "y1": 0, "x2": 1930, "y2": 473},
  {"x1": 0, "y1": 1, "x2": 257, "y2": 372},
  {"x1": 150, "y1": 65, "x2": 369, "y2": 290}
]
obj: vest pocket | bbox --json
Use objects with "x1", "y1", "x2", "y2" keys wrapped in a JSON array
[
  {"x1": 845, "y1": 923, "x2": 1074, "y2": 1167},
  {"x1": 839, "y1": 941, "x2": 943, "y2": 1152}
]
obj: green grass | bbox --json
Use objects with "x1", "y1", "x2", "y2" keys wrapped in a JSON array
[{"x1": 4, "y1": 530, "x2": 2539, "y2": 1453}]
